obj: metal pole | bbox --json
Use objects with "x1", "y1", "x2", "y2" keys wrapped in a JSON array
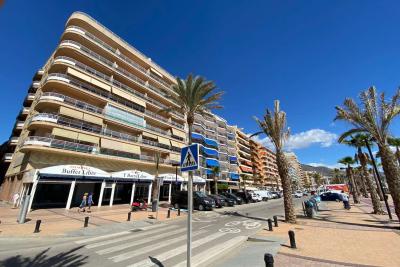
[
  {"x1": 187, "y1": 170, "x2": 193, "y2": 267},
  {"x1": 365, "y1": 139, "x2": 393, "y2": 220},
  {"x1": 156, "y1": 178, "x2": 161, "y2": 220}
]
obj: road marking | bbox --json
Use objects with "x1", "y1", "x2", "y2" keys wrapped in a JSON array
[
  {"x1": 110, "y1": 229, "x2": 207, "y2": 262},
  {"x1": 86, "y1": 225, "x2": 177, "y2": 249},
  {"x1": 173, "y1": 235, "x2": 247, "y2": 267},
  {"x1": 75, "y1": 223, "x2": 165, "y2": 244},
  {"x1": 127, "y1": 232, "x2": 226, "y2": 267},
  {"x1": 219, "y1": 227, "x2": 241, "y2": 233},
  {"x1": 198, "y1": 224, "x2": 212, "y2": 230},
  {"x1": 96, "y1": 228, "x2": 186, "y2": 255}
]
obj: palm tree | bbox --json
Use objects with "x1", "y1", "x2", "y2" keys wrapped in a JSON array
[
  {"x1": 387, "y1": 137, "x2": 400, "y2": 165},
  {"x1": 338, "y1": 156, "x2": 360, "y2": 204},
  {"x1": 332, "y1": 168, "x2": 344, "y2": 184},
  {"x1": 163, "y1": 74, "x2": 223, "y2": 259},
  {"x1": 254, "y1": 100, "x2": 296, "y2": 223},
  {"x1": 354, "y1": 166, "x2": 368, "y2": 198},
  {"x1": 335, "y1": 87, "x2": 400, "y2": 221},
  {"x1": 211, "y1": 166, "x2": 220, "y2": 195},
  {"x1": 312, "y1": 172, "x2": 324, "y2": 188}
]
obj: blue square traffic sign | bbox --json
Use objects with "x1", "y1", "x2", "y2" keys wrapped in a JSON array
[{"x1": 180, "y1": 144, "x2": 199, "y2": 172}]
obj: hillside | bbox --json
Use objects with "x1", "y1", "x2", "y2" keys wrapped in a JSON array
[{"x1": 301, "y1": 164, "x2": 334, "y2": 177}]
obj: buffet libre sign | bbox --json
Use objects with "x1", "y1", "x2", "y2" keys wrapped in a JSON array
[{"x1": 40, "y1": 165, "x2": 110, "y2": 178}]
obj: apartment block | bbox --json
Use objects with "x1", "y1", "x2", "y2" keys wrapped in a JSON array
[
  {"x1": 235, "y1": 129, "x2": 253, "y2": 185},
  {"x1": 0, "y1": 12, "x2": 191, "y2": 210},
  {"x1": 285, "y1": 152, "x2": 304, "y2": 190},
  {"x1": 192, "y1": 113, "x2": 239, "y2": 183}
]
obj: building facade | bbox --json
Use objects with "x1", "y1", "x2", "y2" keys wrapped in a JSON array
[
  {"x1": 0, "y1": 12, "x2": 190, "y2": 209},
  {"x1": 235, "y1": 129, "x2": 254, "y2": 186},
  {"x1": 285, "y1": 152, "x2": 304, "y2": 190}
]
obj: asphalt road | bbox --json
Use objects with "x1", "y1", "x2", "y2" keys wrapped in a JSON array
[{"x1": 0, "y1": 198, "x2": 303, "y2": 267}]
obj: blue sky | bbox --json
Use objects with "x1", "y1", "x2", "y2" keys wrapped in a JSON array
[{"x1": 1, "y1": 0, "x2": 400, "y2": 168}]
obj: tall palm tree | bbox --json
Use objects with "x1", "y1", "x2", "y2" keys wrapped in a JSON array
[
  {"x1": 254, "y1": 100, "x2": 296, "y2": 223},
  {"x1": 211, "y1": 166, "x2": 220, "y2": 195},
  {"x1": 332, "y1": 168, "x2": 344, "y2": 184},
  {"x1": 387, "y1": 137, "x2": 400, "y2": 165},
  {"x1": 164, "y1": 74, "x2": 223, "y2": 261},
  {"x1": 335, "y1": 87, "x2": 400, "y2": 221},
  {"x1": 354, "y1": 166, "x2": 369, "y2": 198},
  {"x1": 312, "y1": 172, "x2": 323, "y2": 188},
  {"x1": 338, "y1": 156, "x2": 360, "y2": 204}
]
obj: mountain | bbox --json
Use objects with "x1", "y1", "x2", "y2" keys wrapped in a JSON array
[{"x1": 301, "y1": 164, "x2": 334, "y2": 177}]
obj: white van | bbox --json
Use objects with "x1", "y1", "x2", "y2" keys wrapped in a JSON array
[{"x1": 254, "y1": 190, "x2": 271, "y2": 201}]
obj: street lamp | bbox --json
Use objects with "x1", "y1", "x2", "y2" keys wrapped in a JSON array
[
  {"x1": 364, "y1": 139, "x2": 393, "y2": 220},
  {"x1": 172, "y1": 163, "x2": 179, "y2": 187}
]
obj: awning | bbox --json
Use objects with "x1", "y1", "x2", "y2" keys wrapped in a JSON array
[
  {"x1": 240, "y1": 165, "x2": 253, "y2": 173},
  {"x1": 77, "y1": 133, "x2": 99, "y2": 144},
  {"x1": 206, "y1": 158, "x2": 219, "y2": 167},
  {"x1": 83, "y1": 113, "x2": 103, "y2": 125},
  {"x1": 191, "y1": 132, "x2": 203, "y2": 140},
  {"x1": 202, "y1": 146, "x2": 218, "y2": 156},
  {"x1": 169, "y1": 153, "x2": 180, "y2": 162},
  {"x1": 101, "y1": 138, "x2": 141, "y2": 154},
  {"x1": 111, "y1": 170, "x2": 154, "y2": 182},
  {"x1": 171, "y1": 128, "x2": 186, "y2": 139},
  {"x1": 158, "y1": 173, "x2": 184, "y2": 183},
  {"x1": 39, "y1": 165, "x2": 110, "y2": 180},
  {"x1": 229, "y1": 172, "x2": 240, "y2": 180},
  {"x1": 170, "y1": 140, "x2": 185, "y2": 148},
  {"x1": 158, "y1": 136, "x2": 171, "y2": 146},
  {"x1": 142, "y1": 132, "x2": 158, "y2": 140},
  {"x1": 59, "y1": 106, "x2": 83, "y2": 120},
  {"x1": 182, "y1": 175, "x2": 206, "y2": 184},
  {"x1": 52, "y1": 128, "x2": 78, "y2": 140},
  {"x1": 204, "y1": 137, "x2": 218, "y2": 148}
]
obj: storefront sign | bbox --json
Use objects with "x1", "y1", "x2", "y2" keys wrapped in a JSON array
[
  {"x1": 39, "y1": 165, "x2": 110, "y2": 179},
  {"x1": 111, "y1": 170, "x2": 154, "y2": 181}
]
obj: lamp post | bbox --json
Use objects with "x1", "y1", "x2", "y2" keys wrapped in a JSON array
[
  {"x1": 364, "y1": 139, "x2": 393, "y2": 220},
  {"x1": 172, "y1": 163, "x2": 179, "y2": 187}
]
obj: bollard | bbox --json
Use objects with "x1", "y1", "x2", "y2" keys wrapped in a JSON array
[
  {"x1": 84, "y1": 216, "x2": 89, "y2": 228},
  {"x1": 288, "y1": 230, "x2": 296, "y2": 249},
  {"x1": 273, "y1": 215, "x2": 278, "y2": 227},
  {"x1": 33, "y1": 219, "x2": 41, "y2": 233},
  {"x1": 267, "y1": 219, "x2": 273, "y2": 231},
  {"x1": 167, "y1": 209, "x2": 171, "y2": 218},
  {"x1": 178, "y1": 206, "x2": 181, "y2": 216},
  {"x1": 264, "y1": 253, "x2": 274, "y2": 267},
  {"x1": 127, "y1": 212, "x2": 131, "y2": 221}
]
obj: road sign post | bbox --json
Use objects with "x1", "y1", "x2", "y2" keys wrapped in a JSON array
[
  {"x1": 156, "y1": 177, "x2": 163, "y2": 220},
  {"x1": 180, "y1": 144, "x2": 199, "y2": 267}
]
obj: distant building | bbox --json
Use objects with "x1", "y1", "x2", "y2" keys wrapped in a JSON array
[{"x1": 285, "y1": 152, "x2": 304, "y2": 190}]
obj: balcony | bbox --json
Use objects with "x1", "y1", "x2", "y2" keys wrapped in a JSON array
[
  {"x1": 3, "y1": 153, "x2": 13, "y2": 162},
  {"x1": 9, "y1": 137, "x2": 19, "y2": 145},
  {"x1": 25, "y1": 93, "x2": 35, "y2": 102},
  {"x1": 15, "y1": 121, "x2": 24, "y2": 130},
  {"x1": 66, "y1": 26, "x2": 174, "y2": 92},
  {"x1": 21, "y1": 107, "x2": 30, "y2": 115}
]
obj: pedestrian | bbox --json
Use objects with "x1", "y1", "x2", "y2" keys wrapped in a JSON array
[
  {"x1": 78, "y1": 193, "x2": 88, "y2": 212},
  {"x1": 341, "y1": 190, "x2": 350, "y2": 210},
  {"x1": 87, "y1": 192, "x2": 94, "y2": 212},
  {"x1": 12, "y1": 192, "x2": 20, "y2": 209}
]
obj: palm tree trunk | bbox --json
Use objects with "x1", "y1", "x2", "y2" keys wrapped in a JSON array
[
  {"x1": 396, "y1": 146, "x2": 400, "y2": 166},
  {"x1": 348, "y1": 166, "x2": 360, "y2": 204},
  {"x1": 371, "y1": 168, "x2": 384, "y2": 201},
  {"x1": 362, "y1": 165, "x2": 384, "y2": 214},
  {"x1": 276, "y1": 150, "x2": 296, "y2": 223},
  {"x1": 378, "y1": 144, "x2": 400, "y2": 222},
  {"x1": 214, "y1": 176, "x2": 218, "y2": 195},
  {"x1": 358, "y1": 172, "x2": 369, "y2": 198}
]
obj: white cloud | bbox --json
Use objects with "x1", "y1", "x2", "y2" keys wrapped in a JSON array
[
  {"x1": 307, "y1": 162, "x2": 342, "y2": 169},
  {"x1": 252, "y1": 129, "x2": 338, "y2": 151}
]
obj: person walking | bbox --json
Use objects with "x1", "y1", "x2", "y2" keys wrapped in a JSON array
[
  {"x1": 341, "y1": 190, "x2": 350, "y2": 210},
  {"x1": 12, "y1": 193, "x2": 20, "y2": 209},
  {"x1": 87, "y1": 193, "x2": 94, "y2": 212},
  {"x1": 78, "y1": 193, "x2": 88, "y2": 212}
]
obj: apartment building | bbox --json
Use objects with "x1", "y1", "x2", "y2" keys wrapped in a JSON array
[
  {"x1": 192, "y1": 113, "x2": 240, "y2": 189},
  {"x1": 0, "y1": 12, "x2": 193, "y2": 210},
  {"x1": 249, "y1": 140, "x2": 280, "y2": 189},
  {"x1": 285, "y1": 152, "x2": 304, "y2": 190},
  {"x1": 235, "y1": 129, "x2": 253, "y2": 186}
]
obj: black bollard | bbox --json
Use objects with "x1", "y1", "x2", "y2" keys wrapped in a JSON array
[
  {"x1": 178, "y1": 206, "x2": 181, "y2": 216},
  {"x1": 33, "y1": 219, "x2": 41, "y2": 233},
  {"x1": 267, "y1": 219, "x2": 273, "y2": 231},
  {"x1": 264, "y1": 253, "x2": 274, "y2": 267},
  {"x1": 127, "y1": 212, "x2": 131, "y2": 221},
  {"x1": 84, "y1": 216, "x2": 89, "y2": 228},
  {"x1": 167, "y1": 209, "x2": 171, "y2": 218},
  {"x1": 288, "y1": 230, "x2": 296, "y2": 249},
  {"x1": 273, "y1": 216, "x2": 278, "y2": 227}
]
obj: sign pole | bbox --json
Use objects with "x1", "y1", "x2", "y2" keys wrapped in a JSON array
[{"x1": 187, "y1": 170, "x2": 193, "y2": 267}]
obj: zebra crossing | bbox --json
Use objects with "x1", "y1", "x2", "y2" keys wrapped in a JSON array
[{"x1": 75, "y1": 223, "x2": 246, "y2": 266}]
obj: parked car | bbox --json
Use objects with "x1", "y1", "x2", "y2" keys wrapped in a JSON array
[
  {"x1": 292, "y1": 191, "x2": 303, "y2": 198},
  {"x1": 303, "y1": 191, "x2": 308, "y2": 196},
  {"x1": 208, "y1": 194, "x2": 226, "y2": 208},
  {"x1": 221, "y1": 192, "x2": 243, "y2": 205},
  {"x1": 171, "y1": 191, "x2": 215, "y2": 211},
  {"x1": 217, "y1": 194, "x2": 235, "y2": 206},
  {"x1": 250, "y1": 192, "x2": 262, "y2": 202},
  {"x1": 234, "y1": 191, "x2": 253, "y2": 203},
  {"x1": 270, "y1": 191, "x2": 280, "y2": 199},
  {"x1": 253, "y1": 190, "x2": 271, "y2": 201},
  {"x1": 319, "y1": 192, "x2": 342, "y2": 201}
]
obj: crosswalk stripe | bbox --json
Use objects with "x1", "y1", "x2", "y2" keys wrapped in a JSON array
[
  {"x1": 173, "y1": 235, "x2": 247, "y2": 267},
  {"x1": 75, "y1": 223, "x2": 165, "y2": 244},
  {"x1": 110, "y1": 229, "x2": 207, "y2": 262},
  {"x1": 127, "y1": 232, "x2": 226, "y2": 267},
  {"x1": 96, "y1": 227, "x2": 186, "y2": 255},
  {"x1": 86, "y1": 225, "x2": 178, "y2": 249}
]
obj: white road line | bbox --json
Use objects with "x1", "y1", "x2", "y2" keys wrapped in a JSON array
[
  {"x1": 86, "y1": 225, "x2": 177, "y2": 249},
  {"x1": 110, "y1": 230, "x2": 207, "y2": 262},
  {"x1": 198, "y1": 224, "x2": 212, "y2": 230},
  {"x1": 75, "y1": 223, "x2": 165, "y2": 244},
  {"x1": 126, "y1": 232, "x2": 226, "y2": 267},
  {"x1": 96, "y1": 228, "x2": 186, "y2": 255},
  {"x1": 173, "y1": 235, "x2": 247, "y2": 267}
]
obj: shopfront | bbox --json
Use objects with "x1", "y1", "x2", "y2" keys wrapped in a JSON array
[{"x1": 158, "y1": 173, "x2": 184, "y2": 203}]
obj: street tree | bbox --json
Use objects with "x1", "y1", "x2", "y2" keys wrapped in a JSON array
[
  {"x1": 387, "y1": 137, "x2": 400, "y2": 165},
  {"x1": 211, "y1": 166, "x2": 220, "y2": 194},
  {"x1": 312, "y1": 172, "x2": 324, "y2": 188},
  {"x1": 253, "y1": 100, "x2": 296, "y2": 223},
  {"x1": 335, "y1": 86, "x2": 400, "y2": 221},
  {"x1": 338, "y1": 156, "x2": 360, "y2": 204}
]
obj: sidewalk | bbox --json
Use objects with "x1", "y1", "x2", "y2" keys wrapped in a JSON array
[
  {"x1": 0, "y1": 202, "x2": 185, "y2": 237},
  {"x1": 216, "y1": 199, "x2": 400, "y2": 267}
]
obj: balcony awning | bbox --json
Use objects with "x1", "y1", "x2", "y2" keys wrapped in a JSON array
[
  {"x1": 169, "y1": 153, "x2": 181, "y2": 162},
  {"x1": 191, "y1": 132, "x2": 203, "y2": 140},
  {"x1": 143, "y1": 132, "x2": 158, "y2": 140},
  {"x1": 204, "y1": 137, "x2": 218, "y2": 148},
  {"x1": 202, "y1": 146, "x2": 218, "y2": 156},
  {"x1": 101, "y1": 138, "x2": 141, "y2": 154},
  {"x1": 157, "y1": 136, "x2": 170, "y2": 146},
  {"x1": 206, "y1": 158, "x2": 219, "y2": 167},
  {"x1": 240, "y1": 166, "x2": 253, "y2": 173},
  {"x1": 229, "y1": 172, "x2": 240, "y2": 180},
  {"x1": 170, "y1": 140, "x2": 185, "y2": 148},
  {"x1": 171, "y1": 128, "x2": 186, "y2": 139}
]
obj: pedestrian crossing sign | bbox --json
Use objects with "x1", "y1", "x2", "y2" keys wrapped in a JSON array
[{"x1": 180, "y1": 144, "x2": 199, "y2": 172}]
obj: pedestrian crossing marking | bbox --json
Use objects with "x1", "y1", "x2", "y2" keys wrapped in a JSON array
[
  {"x1": 96, "y1": 227, "x2": 186, "y2": 255},
  {"x1": 127, "y1": 231, "x2": 226, "y2": 267},
  {"x1": 75, "y1": 223, "x2": 165, "y2": 245},
  {"x1": 109, "y1": 229, "x2": 207, "y2": 262},
  {"x1": 173, "y1": 235, "x2": 247, "y2": 267},
  {"x1": 86, "y1": 225, "x2": 178, "y2": 249}
]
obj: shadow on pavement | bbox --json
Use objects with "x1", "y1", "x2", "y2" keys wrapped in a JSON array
[
  {"x1": 0, "y1": 246, "x2": 88, "y2": 267},
  {"x1": 149, "y1": 256, "x2": 164, "y2": 267}
]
